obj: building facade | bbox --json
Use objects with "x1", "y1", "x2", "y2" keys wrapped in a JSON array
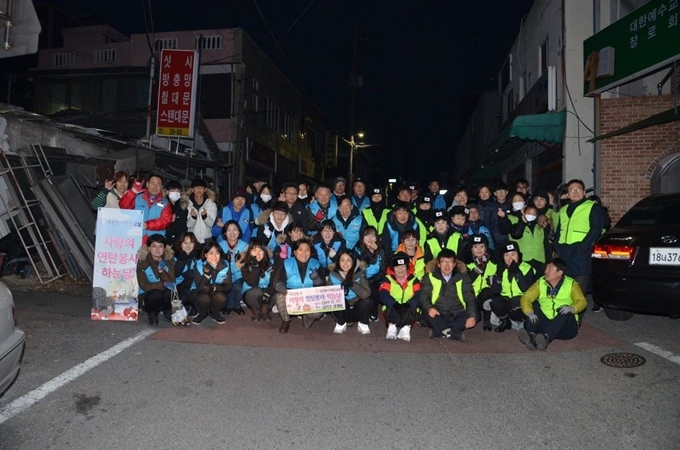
[{"x1": 30, "y1": 25, "x2": 326, "y2": 195}]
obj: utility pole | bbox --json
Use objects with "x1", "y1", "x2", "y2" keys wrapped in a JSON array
[{"x1": 348, "y1": 22, "x2": 359, "y2": 181}]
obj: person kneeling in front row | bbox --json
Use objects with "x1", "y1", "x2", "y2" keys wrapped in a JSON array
[
  {"x1": 378, "y1": 252, "x2": 421, "y2": 342},
  {"x1": 518, "y1": 257, "x2": 586, "y2": 351},
  {"x1": 420, "y1": 249, "x2": 477, "y2": 341}
]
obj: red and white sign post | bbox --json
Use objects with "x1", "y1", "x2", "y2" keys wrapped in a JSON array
[{"x1": 155, "y1": 49, "x2": 199, "y2": 138}]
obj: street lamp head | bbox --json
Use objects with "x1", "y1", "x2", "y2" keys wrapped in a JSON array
[{"x1": 357, "y1": 132, "x2": 365, "y2": 139}]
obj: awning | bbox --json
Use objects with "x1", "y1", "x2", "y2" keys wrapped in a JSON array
[
  {"x1": 588, "y1": 107, "x2": 680, "y2": 143},
  {"x1": 464, "y1": 110, "x2": 566, "y2": 183}
]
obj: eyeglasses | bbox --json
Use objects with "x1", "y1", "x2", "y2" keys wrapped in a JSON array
[{"x1": 568, "y1": 188, "x2": 583, "y2": 193}]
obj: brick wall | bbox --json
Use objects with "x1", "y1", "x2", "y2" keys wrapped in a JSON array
[{"x1": 599, "y1": 95, "x2": 680, "y2": 223}]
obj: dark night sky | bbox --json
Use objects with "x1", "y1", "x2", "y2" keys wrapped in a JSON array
[{"x1": 42, "y1": 0, "x2": 533, "y2": 183}]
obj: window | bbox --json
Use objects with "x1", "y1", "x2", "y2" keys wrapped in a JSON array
[
  {"x1": 251, "y1": 78, "x2": 259, "y2": 112},
  {"x1": 154, "y1": 38, "x2": 178, "y2": 51},
  {"x1": 265, "y1": 96, "x2": 279, "y2": 130},
  {"x1": 539, "y1": 39, "x2": 548, "y2": 76},
  {"x1": 283, "y1": 113, "x2": 296, "y2": 142},
  {"x1": 53, "y1": 52, "x2": 75, "y2": 67},
  {"x1": 195, "y1": 35, "x2": 222, "y2": 50},
  {"x1": 505, "y1": 88, "x2": 514, "y2": 121},
  {"x1": 93, "y1": 49, "x2": 116, "y2": 64}
]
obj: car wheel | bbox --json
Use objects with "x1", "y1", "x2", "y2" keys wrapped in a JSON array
[{"x1": 603, "y1": 307, "x2": 634, "y2": 321}]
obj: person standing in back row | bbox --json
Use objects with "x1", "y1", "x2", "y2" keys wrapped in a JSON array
[{"x1": 553, "y1": 179, "x2": 604, "y2": 312}]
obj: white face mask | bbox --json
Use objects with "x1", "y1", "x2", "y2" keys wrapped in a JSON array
[
  {"x1": 168, "y1": 191, "x2": 181, "y2": 202},
  {"x1": 512, "y1": 201, "x2": 525, "y2": 211},
  {"x1": 525, "y1": 214, "x2": 537, "y2": 222},
  {"x1": 298, "y1": 194, "x2": 308, "y2": 199},
  {"x1": 260, "y1": 194, "x2": 272, "y2": 203}
]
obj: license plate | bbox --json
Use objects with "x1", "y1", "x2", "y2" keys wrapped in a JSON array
[{"x1": 649, "y1": 248, "x2": 680, "y2": 266}]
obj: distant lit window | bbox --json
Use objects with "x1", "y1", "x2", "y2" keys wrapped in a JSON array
[
  {"x1": 195, "y1": 35, "x2": 222, "y2": 50},
  {"x1": 154, "y1": 38, "x2": 178, "y2": 51},
  {"x1": 53, "y1": 52, "x2": 75, "y2": 67},
  {"x1": 93, "y1": 49, "x2": 117, "y2": 64}
]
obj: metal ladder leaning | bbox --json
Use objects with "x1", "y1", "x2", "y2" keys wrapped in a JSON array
[{"x1": 0, "y1": 142, "x2": 64, "y2": 283}]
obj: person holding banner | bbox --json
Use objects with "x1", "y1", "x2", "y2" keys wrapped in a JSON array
[
  {"x1": 239, "y1": 241, "x2": 275, "y2": 322},
  {"x1": 378, "y1": 252, "x2": 422, "y2": 342},
  {"x1": 119, "y1": 174, "x2": 173, "y2": 244},
  {"x1": 90, "y1": 170, "x2": 129, "y2": 210},
  {"x1": 272, "y1": 239, "x2": 325, "y2": 334},
  {"x1": 327, "y1": 250, "x2": 372, "y2": 335},
  {"x1": 192, "y1": 242, "x2": 232, "y2": 325},
  {"x1": 136, "y1": 234, "x2": 176, "y2": 325}
]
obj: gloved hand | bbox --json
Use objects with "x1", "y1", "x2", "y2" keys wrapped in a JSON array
[
  {"x1": 392, "y1": 302, "x2": 404, "y2": 311},
  {"x1": 341, "y1": 280, "x2": 353, "y2": 291},
  {"x1": 310, "y1": 270, "x2": 324, "y2": 287},
  {"x1": 275, "y1": 283, "x2": 288, "y2": 295},
  {"x1": 203, "y1": 264, "x2": 214, "y2": 278},
  {"x1": 507, "y1": 261, "x2": 520, "y2": 277},
  {"x1": 558, "y1": 305, "x2": 575, "y2": 315},
  {"x1": 473, "y1": 264, "x2": 484, "y2": 275},
  {"x1": 131, "y1": 179, "x2": 145, "y2": 194},
  {"x1": 260, "y1": 292, "x2": 271, "y2": 304},
  {"x1": 158, "y1": 260, "x2": 168, "y2": 272},
  {"x1": 247, "y1": 256, "x2": 259, "y2": 267},
  {"x1": 526, "y1": 313, "x2": 539, "y2": 324}
]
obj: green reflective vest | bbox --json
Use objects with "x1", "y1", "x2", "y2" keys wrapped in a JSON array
[
  {"x1": 508, "y1": 216, "x2": 546, "y2": 264},
  {"x1": 537, "y1": 276, "x2": 578, "y2": 322},
  {"x1": 558, "y1": 200, "x2": 595, "y2": 245},
  {"x1": 428, "y1": 272, "x2": 465, "y2": 309},
  {"x1": 426, "y1": 232, "x2": 461, "y2": 260},
  {"x1": 363, "y1": 208, "x2": 389, "y2": 235},
  {"x1": 501, "y1": 262, "x2": 534, "y2": 298},
  {"x1": 466, "y1": 260, "x2": 498, "y2": 295},
  {"x1": 385, "y1": 274, "x2": 418, "y2": 305}
]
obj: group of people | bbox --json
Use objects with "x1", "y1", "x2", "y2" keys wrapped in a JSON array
[{"x1": 92, "y1": 172, "x2": 606, "y2": 351}]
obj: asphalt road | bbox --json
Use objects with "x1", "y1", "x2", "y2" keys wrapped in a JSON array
[{"x1": 1, "y1": 279, "x2": 679, "y2": 449}]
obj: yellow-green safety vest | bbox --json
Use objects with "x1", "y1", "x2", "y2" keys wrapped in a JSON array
[
  {"x1": 501, "y1": 262, "x2": 534, "y2": 298},
  {"x1": 427, "y1": 272, "x2": 465, "y2": 309},
  {"x1": 466, "y1": 260, "x2": 498, "y2": 295},
  {"x1": 557, "y1": 200, "x2": 595, "y2": 245},
  {"x1": 537, "y1": 276, "x2": 578, "y2": 322},
  {"x1": 426, "y1": 232, "x2": 461, "y2": 260},
  {"x1": 363, "y1": 208, "x2": 389, "y2": 234},
  {"x1": 508, "y1": 215, "x2": 546, "y2": 264}
]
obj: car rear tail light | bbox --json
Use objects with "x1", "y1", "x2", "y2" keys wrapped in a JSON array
[{"x1": 592, "y1": 244, "x2": 637, "y2": 260}]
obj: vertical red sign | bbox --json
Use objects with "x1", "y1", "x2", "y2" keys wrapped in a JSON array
[{"x1": 155, "y1": 49, "x2": 199, "y2": 137}]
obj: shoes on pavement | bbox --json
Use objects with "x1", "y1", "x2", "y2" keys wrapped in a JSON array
[
  {"x1": 279, "y1": 320, "x2": 290, "y2": 334},
  {"x1": 397, "y1": 325, "x2": 411, "y2": 342},
  {"x1": 592, "y1": 304, "x2": 602, "y2": 312},
  {"x1": 495, "y1": 318, "x2": 512, "y2": 333},
  {"x1": 302, "y1": 315, "x2": 315, "y2": 329},
  {"x1": 260, "y1": 304, "x2": 272, "y2": 322},
  {"x1": 162, "y1": 310, "x2": 172, "y2": 322},
  {"x1": 449, "y1": 331, "x2": 466, "y2": 342},
  {"x1": 334, "y1": 323, "x2": 347, "y2": 334},
  {"x1": 369, "y1": 314, "x2": 379, "y2": 322},
  {"x1": 386, "y1": 324, "x2": 398, "y2": 340},
  {"x1": 483, "y1": 321, "x2": 492, "y2": 331},
  {"x1": 192, "y1": 313, "x2": 208, "y2": 325},
  {"x1": 357, "y1": 322, "x2": 370, "y2": 335},
  {"x1": 211, "y1": 311, "x2": 226, "y2": 324},
  {"x1": 534, "y1": 333, "x2": 549, "y2": 351},
  {"x1": 441, "y1": 328, "x2": 452, "y2": 339},
  {"x1": 518, "y1": 328, "x2": 536, "y2": 351},
  {"x1": 233, "y1": 307, "x2": 246, "y2": 316}
]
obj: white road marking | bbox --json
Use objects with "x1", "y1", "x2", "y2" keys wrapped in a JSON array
[
  {"x1": 635, "y1": 342, "x2": 680, "y2": 366},
  {"x1": 0, "y1": 328, "x2": 156, "y2": 424}
]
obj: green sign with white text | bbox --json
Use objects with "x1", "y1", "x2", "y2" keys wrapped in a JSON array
[{"x1": 583, "y1": 0, "x2": 680, "y2": 96}]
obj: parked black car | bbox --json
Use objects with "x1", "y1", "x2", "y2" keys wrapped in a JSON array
[{"x1": 592, "y1": 193, "x2": 680, "y2": 321}]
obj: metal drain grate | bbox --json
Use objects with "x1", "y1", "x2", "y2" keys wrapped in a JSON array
[{"x1": 601, "y1": 353, "x2": 646, "y2": 368}]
